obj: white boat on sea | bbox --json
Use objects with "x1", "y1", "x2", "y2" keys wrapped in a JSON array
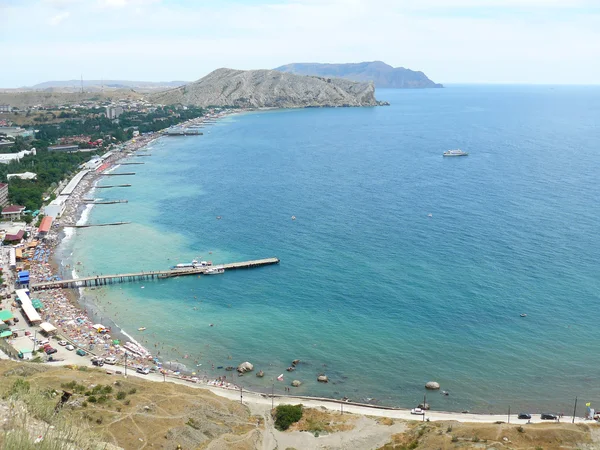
[
  {"x1": 443, "y1": 149, "x2": 468, "y2": 157},
  {"x1": 204, "y1": 266, "x2": 224, "y2": 275}
]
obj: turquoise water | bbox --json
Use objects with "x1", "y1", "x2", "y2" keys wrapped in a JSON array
[{"x1": 59, "y1": 85, "x2": 600, "y2": 414}]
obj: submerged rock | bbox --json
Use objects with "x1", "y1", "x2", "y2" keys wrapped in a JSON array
[
  {"x1": 425, "y1": 381, "x2": 440, "y2": 390},
  {"x1": 292, "y1": 359, "x2": 300, "y2": 367},
  {"x1": 291, "y1": 380, "x2": 302, "y2": 387},
  {"x1": 237, "y1": 362, "x2": 254, "y2": 373},
  {"x1": 317, "y1": 374, "x2": 328, "y2": 383},
  {"x1": 256, "y1": 370, "x2": 264, "y2": 378}
]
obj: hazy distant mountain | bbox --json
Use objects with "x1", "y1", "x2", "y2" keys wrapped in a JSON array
[
  {"x1": 275, "y1": 61, "x2": 442, "y2": 89},
  {"x1": 29, "y1": 80, "x2": 188, "y2": 90},
  {"x1": 149, "y1": 68, "x2": 380, "y2": 108}
]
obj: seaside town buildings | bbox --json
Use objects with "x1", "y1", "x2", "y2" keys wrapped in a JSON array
[
  {"x1": 105, "y1": 105, "x2": 124, "y2": 119},
  {"x1": 0, "y1": 149, "x2": 37, "y2": 164},
  {"x1": 0, "y1": 104, "x2": 10, "y2": 113},
  {"x1": 48, "y1": 144, "x2": 79, "y2": 153},
  {"x1": 7, "y1": 172, "x2": 37, "y2": 181},
  {"x1": 1, "y1": 205, "x2": 26, "y2": 221},
  {"x1": 0, "y1": 183, "x2": 8, "y2": 207}
]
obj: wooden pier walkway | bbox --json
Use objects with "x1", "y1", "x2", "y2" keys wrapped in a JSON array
[
  {"x1": 120, "y1": 162, "x2": 145, "y2": 165},
  {"x1": 96, "y1": 184, "x2": 132, "y2": 189},
  {"x1": 83, "y1": 200, "x2": 128, "y2": 204},
  {"x1": 135, "y1": 154, "x2": 151, "y2": 157},
  {"x1": 64, "y1": 221, "x2": 131, "y2": 228},
  {"x1": 102, "y1": 172, "x2": 136, "y2": 176},
  {"x1": 29, "y1": 257, "x2": 280, "y2": 290}
]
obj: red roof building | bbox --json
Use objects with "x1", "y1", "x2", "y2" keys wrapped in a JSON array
[
  {"x1": 38, "y1": 216, "x2": 53, "y2": 234},
  {"x1": 4, "y1": 229, "x2": 24, "y2": 242},
  {"x1": 1, "y1": 205, "x2": 25, "y2": 221}
]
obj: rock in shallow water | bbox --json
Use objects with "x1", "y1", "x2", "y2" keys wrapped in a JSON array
[
  {"x1": 237, "y1": 362, "x2": 254, "y2": 373},
  {"x1": 425, "y1": 381, "x2": 440, "y2": 390}
]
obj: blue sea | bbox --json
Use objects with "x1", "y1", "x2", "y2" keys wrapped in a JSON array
[{"x1": 58, "y1": 85, "x2": 600, "y2": 414}]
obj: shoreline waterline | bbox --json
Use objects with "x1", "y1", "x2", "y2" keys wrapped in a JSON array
[{"x1": 51, "y1": 89, "x2": 600, "y2": 416}]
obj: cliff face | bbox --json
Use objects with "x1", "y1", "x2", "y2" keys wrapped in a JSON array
[
  {"x1": 275, "y1": 61, "x2": 443, "y2": 89},
  {"x1": 149, "y1": 68, "x2": 379, "y2": 108}
]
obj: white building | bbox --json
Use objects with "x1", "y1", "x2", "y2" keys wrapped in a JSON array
[
  {"x1": 0, "y1": 148, "x2": 36, "y2": 164},
  {"x1": 43, "y1": 195, "x2": 69, "y2": 219},
  {"x1": 105, "y1": 105, "x2": 124, "y2": 119},
  {"x1": 7, "y1": 172, "x2": 37, "y2": 181}
]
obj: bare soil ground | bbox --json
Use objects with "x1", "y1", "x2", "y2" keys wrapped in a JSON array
[{"x1": 0, "y1": 361, "x2": 598, "y2": 450}]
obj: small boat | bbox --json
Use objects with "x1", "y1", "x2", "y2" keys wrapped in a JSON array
[
  {"x1": 443, "y1": 149, "x2": 468, "y2": 157},
  {"x1": 138, "y1": 327, "x2": 146, "y2": 331},
  {"x1": 291, "y1": 216, "x2": 296, "y2": 220},
  {"x1": 204, "y1": 266, "x2": 224, "y2": 275},
  {"x1": 520, "y1": 313, "x2": 527, "y2": 317}
]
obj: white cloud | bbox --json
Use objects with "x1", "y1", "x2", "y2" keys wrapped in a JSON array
[
  {"x1": 1, "y1": 0, "x2": 599, "y2": 86},
  {"x1": 48, "y1": 10, "x2": 70, "y2": 25}
]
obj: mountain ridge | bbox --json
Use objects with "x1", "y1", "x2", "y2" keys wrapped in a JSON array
[
  {"x1": 149, "y1": 68, "x2": 381, "y2": 108},
  {"x1": 274, "y1": 61, "x2": 442, "y2": 89}
]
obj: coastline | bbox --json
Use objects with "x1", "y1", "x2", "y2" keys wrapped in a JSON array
[{"x1": 22, "y1": 108, "x2": 592, "y2": 421}]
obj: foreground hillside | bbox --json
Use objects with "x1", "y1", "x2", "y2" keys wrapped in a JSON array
[
  {"x1": 275, "y1": 61, "x2": 443, "y2": 89},
  {"x1": 149, "y1": 68, "x2": 380, "y2": 108},
  {"x1": 0, "y1": 361, "x2": 597, "y2": 449}
]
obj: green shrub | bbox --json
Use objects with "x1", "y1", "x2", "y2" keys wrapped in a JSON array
[
  {"x1": 451, "y1": 435, "x2": 459, "y2": 442},
  {"x1": 116, "y1": 391, "x2": 127, "y2": 400},
  {"x1": 128, "y1": 388, "x2": 137, "y2": 395},
  {"x1": 97, "y1": 395, "x2": 108, "y2": 404},
  {"x1": 517, "y1": 426, "x2": 525, "y2": 433},
  {"x1": 124, "y1": 399, "x2": 131, "y2": 406},
  {"x1": 273, "y1": 404, "x2": 303, "y2": 431},
  {"x1": 101, "y1": 385, "x2": 113, "y2": 394},
  {"x1": 88, "y1": 395, "x2": 97, "y2": 403}
]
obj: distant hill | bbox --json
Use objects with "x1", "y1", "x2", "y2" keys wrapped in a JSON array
[
  {"x1": 274, "y1": 61, "x2": 442, "y2": 89},
  {"x1": 28, "y1": 80, "x2": 188, "y2": 91},
  {"x1": 149, "y1": 68, "x2": 381, "y2": 108}
]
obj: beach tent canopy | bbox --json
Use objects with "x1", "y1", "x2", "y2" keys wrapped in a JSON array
[
  {"x1": 0, "y1": 310, "x2": 14, "y2": 321},
  {"x1": 0, "y1": 330, "x2": 13, "y2": 338},
  {"x1": 32, "y1": 299, "x2": 44, "y2": 309},
  {"x1": 39, "y1": 322, "x2": 57, "y2": 334},
  {"x1": 19, "y1": 271, "x2": 30, "y2": 278}
]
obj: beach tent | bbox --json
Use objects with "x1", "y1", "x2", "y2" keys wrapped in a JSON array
[
  {"x1": 32, "y1": 299, "x2": 44, "y2": 310},
  {"x1": 39, "y1": 322, "x2": 57, "y2": 334},
  {"x1": 0, "y1": 330, "x2": 13, "y2": 338},
  {"x1": 92, "y1": 324, "x2": 107, "y2": 333},
  {"x1": 0, "y1": 310, "x2": 14, "y2": 322}
]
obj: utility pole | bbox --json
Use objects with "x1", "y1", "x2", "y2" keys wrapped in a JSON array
[
  {"x1": 572, "y1": 397, "x2": 578, "y2": 423},
  {"x1": 240, "y1": 385, "x2": 243, "y2": 404},
  {"x1": 271, "y1": 381, "x2": 274, "y2": 410},
  {"x1": 508, "y1": 405, "x2": 510, "y2": 424},
  {"x1": 124, "y1": 352, "x2": 128, "y2": 378}
]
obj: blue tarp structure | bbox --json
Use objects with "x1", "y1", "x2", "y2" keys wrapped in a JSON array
[{"x1": 18, "y1": 271, "x2": 30, "y2": 278}]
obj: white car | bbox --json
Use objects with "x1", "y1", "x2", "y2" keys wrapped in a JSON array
[
  {"x1": 411, "y1": 408, "x2": 425, "y2": 415},
  {"x1": 65, "y1": 345, "x2": 75, "y2": 351},
  {"x1": 58, "y1": 341, "x2": 67, "y2": 346},
  {"x1": 136, "y1": 366, "x2": 150, "y2": 375},
  {"x1": 104, "y1": 357, "x2": 117, "y2": 365},
  {"x1": 39, "y1": 339, "x2": 50, "y2": 346}
]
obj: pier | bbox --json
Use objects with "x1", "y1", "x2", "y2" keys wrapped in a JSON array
[
  {"x1": 82, "y1": 199, "x2": 128, "y2": 204},
  {"x1": 96, "y1": 184, "x2": 132, "y2": 189},
  {"x1": 29, "y1": 257, "x2": 280, "y2": 290},
  {"x1": 65, "y1": 221, "x2": 131, "y2": 228},
  {"x1": 120, "y1": 162, "x2": 145, "y2": 165},
  {"x1": 135, "y1": 154, "x2": 151, "y2": 157},
  {"x1": 102, "y1": 172, "x2": 136, "y2": 176}
]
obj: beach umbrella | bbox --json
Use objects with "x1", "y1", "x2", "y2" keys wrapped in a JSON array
[{"x1": 113, "y1": 339, "x2": 120, "y2": 345}]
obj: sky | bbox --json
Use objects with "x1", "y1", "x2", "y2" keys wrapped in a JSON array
[{"x1": 1, "y1": 0, "x2": 599, "y2": 87}]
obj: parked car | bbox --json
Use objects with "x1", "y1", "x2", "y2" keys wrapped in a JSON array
[
  {"x1": 13, "y1": 317, "x2": 19, "y2": 323},
  {"x1": 24, "y1": 331, "x2": 31, "y2": 336},
  {"x1": 136, "y1": 366, "x2": 150, "y2": 375},
  {"x1": 43, "y1": 344, "x2": 52, "y2": 351},
  {"x1": 45, "y1": 348, "x2": 57, "y2": 355},
  {"x1": 65, "y1": 344, "x2": 75, "y2": 351},
  {"x1": 411, "y1": 408, "x2": 425, "y2": 415},
  {"x1": 57, "y1": 340, "x2": 67, "y2": 346},
  {"x1": 40, "y1": 339, "x2": 50, "y2": 346},
  {"x1": 541, "y1": 413, "x2": 557, "y2": 420},
  {"x1": 76, "y1": 349, "x2": 87, "y2": 357},
  {"x1": 91, "y1": 357, "x2": 104, "y2": 367},
  {"x1": 104, "y1": 356, "x2": 117, "y2": 365},
  {"x1": 518, "y1": 413, "x2": 531, "y2": 420}
]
